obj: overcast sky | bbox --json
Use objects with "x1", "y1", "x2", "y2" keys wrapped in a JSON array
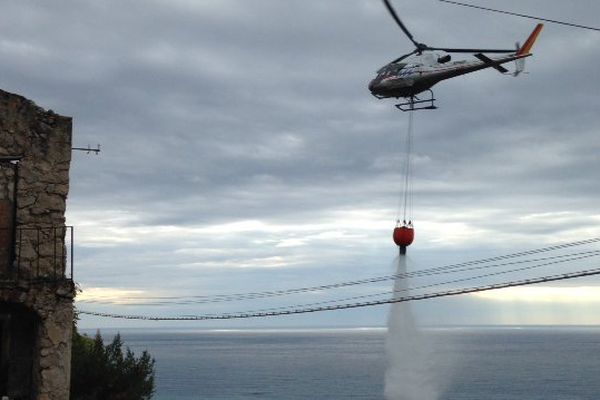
[{"x1": 1, "y1": 0, "x2": 599, "y2": 328}]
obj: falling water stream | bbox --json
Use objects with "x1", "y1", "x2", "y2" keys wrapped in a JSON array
[{"x1": 384, "y1": 256, "x2": 438, "y2": 400}]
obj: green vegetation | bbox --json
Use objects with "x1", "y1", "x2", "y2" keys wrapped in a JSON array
[{"x1": 70, "y1": 327, "x2": 155, "y2": 400}]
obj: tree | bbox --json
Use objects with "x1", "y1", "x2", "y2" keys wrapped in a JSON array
[{"x1": 70, "y1": 327, "x2": 155, "y2": 400}]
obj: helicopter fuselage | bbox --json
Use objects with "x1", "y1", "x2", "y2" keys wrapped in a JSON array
[{"x1": 369, "y1": 52, "x2": 529, "y2": 99}]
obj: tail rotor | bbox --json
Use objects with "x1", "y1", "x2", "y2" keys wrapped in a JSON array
[{"x1": 513, "y1": 41, "x2": 526, "y2": 76}]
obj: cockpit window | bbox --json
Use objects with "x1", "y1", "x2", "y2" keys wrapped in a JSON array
[{"x1": 377, "y1": 62, "x2": 407, "y2": 75}]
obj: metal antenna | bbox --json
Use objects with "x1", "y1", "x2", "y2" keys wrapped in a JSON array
[{"x1": 72, "y1": 144, "x2": 101, "y2": 155}]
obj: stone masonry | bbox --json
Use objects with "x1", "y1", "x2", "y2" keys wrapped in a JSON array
[{"x1": 0, "y1": 89, "x2": 74, "y2": 400}]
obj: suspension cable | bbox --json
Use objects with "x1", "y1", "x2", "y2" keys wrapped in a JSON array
[{"x1": 401, "y1": 109, "x2": 414, "y2": 222}]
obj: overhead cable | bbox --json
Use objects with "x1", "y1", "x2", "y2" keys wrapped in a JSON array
[
  {"x1": 77, "y1": 266, "x2": 600, "y2": 321},
  {"x1": 80, "y1": 249, "x2": 600, "y2": 306},
  {"x1": 215, "y1": 250, "x2": 600, "y2": 316},
  {"x1": 76, "y1": 237, "x2": 600, "y2": 305}
]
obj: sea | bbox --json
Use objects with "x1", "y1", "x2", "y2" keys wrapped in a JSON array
[{"x1": 83, "y1": 326, "x2": 600, "y2": 400}]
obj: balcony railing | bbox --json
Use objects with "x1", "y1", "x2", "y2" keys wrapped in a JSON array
[{"x1": 0, "y1": 226, "x2": 73, "y2": 283}]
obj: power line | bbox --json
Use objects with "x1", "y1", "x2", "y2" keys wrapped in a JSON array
[
  {"x1": 77, "y1": 249, "x2": 600, "y2": 306},
  {"x1": 439, "y1": 0, "x2": 600, "y2": 32},
  {"x1": 214, "y1": 251, "x2": 600, "y2": 316},
  {"x1": 77, "y1": 266, "x2": 600, "y2": 321},
  {"x1": 76, "y1": 237, "x2": 600, "y2": 305}
]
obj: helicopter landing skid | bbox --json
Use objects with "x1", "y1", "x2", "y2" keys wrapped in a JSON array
[{"x1": 395, "y1": 91, "x2": 437, "y2": 111}]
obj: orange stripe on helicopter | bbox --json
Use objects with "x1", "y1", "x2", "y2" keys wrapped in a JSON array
[{"x1": 517, "y1": 23, "x2": 544, "y2": 55}]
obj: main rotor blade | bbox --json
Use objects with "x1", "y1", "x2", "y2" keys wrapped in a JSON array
[
  {"x1": 428, "y1": 47, "x2": 515, "y2": 53},
  {"x1": 382, "y1": 0, "x2": 421, "y2": 48},
  {"x1": 439, "y1": 0, "x2": 600, "y2": 32}
]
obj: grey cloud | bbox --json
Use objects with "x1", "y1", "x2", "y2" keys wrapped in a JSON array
[{"x1": 2, "y1": 0, "x2": 599, "y2": 326}]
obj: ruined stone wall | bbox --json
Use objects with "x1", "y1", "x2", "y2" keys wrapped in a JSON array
[
  {"x1": 0, "y1": 89, "x2": 74, "y2": 400},
  {"x1": 0, "y1": 90, "x2": 72, "y2": 279},
  {"x1": 0, "y1": 201, "x2": 12, "y2": 269}
]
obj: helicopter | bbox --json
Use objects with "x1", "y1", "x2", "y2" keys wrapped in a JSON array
[{"x1": 369, "y1": 0, "x2": 543, "y2": 110}]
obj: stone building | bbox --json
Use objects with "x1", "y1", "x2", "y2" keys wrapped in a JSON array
[{"x1": 0, "y1": 89, "x2": 75, "y2": 399}]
